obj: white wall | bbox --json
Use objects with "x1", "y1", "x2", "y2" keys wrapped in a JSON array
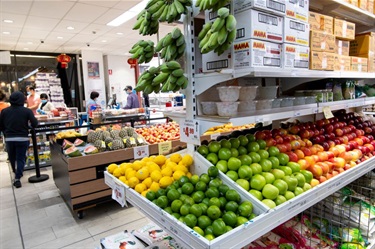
[
  {"x1": 104, "y1": 55, "x2": 135, "y2": 106},
  {"x1": 81, "y1": 50, "x2": 106, "y2": 110}
]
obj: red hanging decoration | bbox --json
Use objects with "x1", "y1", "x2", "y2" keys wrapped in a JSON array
[{"x1": 57, "y1": 53, "x2": 71, "y2": 68}]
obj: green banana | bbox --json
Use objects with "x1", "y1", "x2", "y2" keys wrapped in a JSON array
[
  {"x1": 177, "y1": 42, "x2": 186, "y2": 54},
  {"x1": 171, "y1": 28, "x2": 182, "y2": 39},
  {"x1": 146, "y1": 0, "x2": 160, "y2": 9},
  {"x1": 166, "y1": 61, "x2": 181, "y2": 70},
  {"x1": 143, "y1": 85, "x2": 154, "y2": 95},
  {"x1": 176, "y1": 75, "x2": 186, "y2": 86},
  {"x1": 217, "y1": 7, "x2": 229, "y2": 18},
  {"x1": 207, "y1": 31, "x2": 219, "y2": 49},
  {"x1": 145, "y1": 51, "x2": 154, "y2": 60},
  {"x1": 153, "y1": 72, "x2": 170, "y2": 84},
  {"x1": 198, "y1": 22, "x2": 212, "y2": 41},
  {"x1": 174, "y1": 0, "x2": 185, "y2": 14},
  {"x1": 159, "y1": 4, "x2": 169, "y2": 22},
  {"x1": 159, "y1": 64, "x2": 171, "y2": 73},
  {"x1": 217, "y1": 26, "x2": 228, "y2": 45},
  {"x1": 161, "y1": 82, "x2": 170, "y2": 92},
  {"x1": 169, "y1": 75, "x2": 178, "y2": 84},
  {"x1": 153, "y1": 83, "x2": 161, "y2": 93},
  {"x1": 151, "y1": 4, "x2": 166, "y2": 20},
  {"x1": 225, "y1": 14, "x2": 237, "y2": 32},
  {"x1": 211, "y1": 17, "x2": 225, "y2": 33},
  {"x1": 167, "y1": 2, "x2": 177, "y2": 23},
  {"x1": 227, "y1": 28, "x2": 236, "y2": 43},
  {"x1": 133, "y1": 17, "x2": 144, "y2": 30},
  {"x1": 172, "y1": 68, "x2": 184, "y2": 77},
  {"x1": 148, "y1": 66, "x2": 159, "y2": 74},
  {"x1": 129, "y1": 45, "x2": 140, "y2": 54},
  {"x1": 160, "y1": 47, "x2": 167, "y2": 59},
  {"x1": 181, "y1": 78, "x2": 188, "y2": 89},
  {"x1": 155, "y1": 37, "x2": 165, "y2": 52},
  {"x1": 176, "y1": 34, "x2": 185, "y2": 47},
  {"x1": 162, "y1": 33, "x2": 173, "y2": 47}
]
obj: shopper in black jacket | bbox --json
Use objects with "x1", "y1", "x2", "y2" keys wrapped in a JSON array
[{"x1": 0, "y1": 91, "x2": 38, "y2": 188}]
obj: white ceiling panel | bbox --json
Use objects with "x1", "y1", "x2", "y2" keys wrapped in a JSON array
[
  {"x1": 0, "y1": 27, "x2": 23, "y2": 36},
  {"x1": 53, "y1": 19, "x2": 90, "y2": 33},
  {"x1": 29, "y1": 1, "x2": 75, "y2": 19},
  {"x1": 112, "y1": 1, "x2": 142, "y2": 11},
  {"x1": 23, "y1": 16, "x2": 61, "y2": 30},
  {"x1": 0, "y1": 13, "x2": 27, "y2": 28},
  {"x1": 78, "y1": 0, "x2": 121, "y2": 8},
  {"x1": 79, "y1": 23, "x2": 113, "y2": 35},
  {"x1": 0, "y1": 1, "x2": 33, "y2": 15},
  {"x1": 92, "y1": 8, "x2": 125, "y2": 25},
  {"x1": 63, "y1": 2, "x2": 110, "y2": 22},
  {"x1": 45, "y1": 31, "x2": 76, "y2": 42},
  {"x1": 20, "y1": 28, "x2": 50, "y2": 39}
]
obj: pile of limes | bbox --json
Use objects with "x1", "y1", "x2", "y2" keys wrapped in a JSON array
[
  {"x1": 145, "y1": 166, "x2": 257, "y2": 241},
  {"x1": 107, "y1": 153, "x2": 194, "y2": 196}
]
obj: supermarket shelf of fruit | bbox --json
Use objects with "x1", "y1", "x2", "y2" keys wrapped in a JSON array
[
  {"x1": 310, "y1": 0, "x2": 375, "y2": 26},
  {"x1": 194, "y1": 69, "x2": 375, "y2": 96},
  {"x1": 104, "y1": 152, "x2": 375, "y2": 248},
  {"x1": 37, "y1": 119, "x2": 76, "y2": 126}
]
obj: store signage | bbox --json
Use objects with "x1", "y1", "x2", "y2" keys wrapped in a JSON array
[
  {"x1": 323, "y1": 106, "x2": 334, "y2": 119},
  {"x1": 180, "y1": 119, "x2": 201, "y2": 145},
  {"x1": 133, "y1": 145, "x2": 149, "y2": 159},
  {"x1": 158, "y1": 141, "x2": 172, "y2": 155},
  {"x1": 111, "y1": 181, "x2": 127, "y2": 207}
]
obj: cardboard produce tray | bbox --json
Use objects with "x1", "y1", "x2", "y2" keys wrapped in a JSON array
[{"x1": 104, "y1": 151, "x2": 270, "y2": 249}]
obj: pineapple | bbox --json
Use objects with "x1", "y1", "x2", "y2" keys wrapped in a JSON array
[
  {"x1": 119, "y1": 128, "x2": 128, "y2": 138},
  {"x1": 104, "y1": 137, "x2": 114, "y2": 145},
  {"x1": 110, "y1": 130, "x2": 120, "y2": 139},
  {"x1": 126, "y1": 127, "x2": 137, "y2": 137},
  {"x1": 94, "y1": 140, "x2": 106, "y2": 152},
  {"x1": 112, "y1": 139, "x2": 125, "y2": 150},
  {"x1": 102, "y1": 130, "x2": 111, "y2": 140}
]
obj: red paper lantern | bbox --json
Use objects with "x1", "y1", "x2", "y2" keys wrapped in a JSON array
[{"x1": 57, "y1": 53, "x2": 71, "y2": 68}]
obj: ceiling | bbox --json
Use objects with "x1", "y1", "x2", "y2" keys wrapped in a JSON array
[{"x1": 0, "y1": 0, "x2": 183, "y2": 56}]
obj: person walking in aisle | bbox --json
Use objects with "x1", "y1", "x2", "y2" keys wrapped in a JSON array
[
  {"x1": 26, "y1": 85, "x2": 41, "y2": 115},
  {"x1": 0, "y1": 91, "x2": 38, "y2": 188},
  {"x1": 86, "y1": 91, "x2": 100, "y2": 118},
  {"x1": 123, "y1": 85, "x2": 140, "y2": 109},
  {"x1": 36, "y1": 93, "x2": 55, "y2": 114}
]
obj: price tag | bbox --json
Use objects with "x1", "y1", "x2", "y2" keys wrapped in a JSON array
[
  {"x1": 133, "y1": 145, "x2": 149, "y2": 159},
  {"x1": 180, "y1": 119, "x2": 201, "y2": 145},
  {"x1": 312, "y1": 107, "x2": 318, "y2": 114},
  {"x1": 327, "y1": 180, "x2": 342, "y2": 190},
  {"x1": 111, "y1": 182, "x2": 127, "y2": 207},
  {"x1": 323, "y1": 106, "x2": 334, "y2": 119},
  {"x1": 158, "y1": 141, "x2": 172, "y2": 155},
  {"x1": 294, "y1": 111, "x2": 301, "y2": 117}
]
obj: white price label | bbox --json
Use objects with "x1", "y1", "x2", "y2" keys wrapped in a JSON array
[
  {"x1": 323, "y1": 106, "x2": 334, "y2": 119},
  {"x1": 327, "y1": 180, "x2": 342, "y2": 190},
  {"x1": 294, "y1": 111, "x2": 301, "y2": 117},
  {"x1": 112, "y1": 182, "x2": 127, "y2": 207},
  {"x1": 210, "y1": 133, "x2": 220, "y2": 140},
  {"x1": 158, "y1": 141, "x2": 172, "y2": 155},
  {"x1": 133, "y1": 145, "x2": 149, "y2": 159},
  {"x1": 180, "y1": 119, "x2": 201, "y2": 145},
  {"x1": 312, "y1": 107, "x2": 318, "y2": 113}
]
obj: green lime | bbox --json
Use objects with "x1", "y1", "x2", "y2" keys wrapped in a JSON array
[
  {"x1": 191, "y1": 191, "x2": 205, "y2": 203},
  {"x1": 146, "y1": 190, "x2": 156, "y2": 201},
  {"x1": 205, "y1": 186, "x2": 220, "y2": 198},
  {"x1": 225, "y1": 189, "x2": 241, "y2": 203},
  {"x1": 181, "y1": 182, "x2": 194, "y2": 195},
  {"x1": 171, "y1": 199, "x2": 183, "y2": 213},
  {"x1": 178, "y1": 176, "x2": 190, "y2": 187},
  {"x1": 197, "y1": 145, "x2": 209, "y2": 156},
  {"x1": 184, "y1": 214, "x2": 197, "y2": 228},
  {"x1": 218, "y1": 196, "x2": 227, "y2": 208},
  {"x1": 198, "y1": 203, "x2": 208, "y2": 215},
  {"x1": 190, "y1": 174, "x2": 200, "y2": 185},
  {"x1": 195, "y1": 181, "x2": 207, "y2": 192},
  {"x1": 212, "y1": 219, "x2": 226, "y2": 236},
  {"x1": 198, "y1": 215, "x2": 212, "y2": 229},
  {"x1": 164, "y1": 207, "x2": 173, "y2": 214},
  {"x1": 172, "y1": 213, "x2": 181, "y2": 219},
  {"x1": 222, "y1": 211, "x2": 237, "y2": 227},
  {"x1": 225, "y1": 226, "x2": 233, "y2": 232},
  {"x1": 180, "y1": 203, "x2": 191, "y2": 216},
  {"x1": 207, "y1": 205, "x2": 222, "y2": 220},
  {"x1": 200, "y1": 173, "x2": 211, "y2": 184},
  {"x1": 156, "y1": 188, "x2": 167, "y2": 198},
  {"x1": 238, "y1": 202, "x2": 253, "y2": 218},
  {"x1": 209, "y1": 178, "x2": 223, "y2": 188},
  {"x1": 236, "y1": 216, "x2": 248, "y2": 227},
  {"x1": 205, "y1": 225, "x2": 214, "y2": 235},
  {"x1": 202, "y1": 197, "x2": 210, "y2": 206},
  {"x1": 190, "y1": 204, "x2": 203, "y2": 217},
  {"x1": 167, "y1": 188, "x2": 181, "y2": 202},
  {"x1": 156, "y1": 196, "x2": 169, "y2": 209},
  {"x1": 218, "y1": 184, "x2": 229, "y2": 196},
  {"x1": 184, "y1": 196, "x2": 195, "y2": 205},
  {"x1": 193, "y1": 226, "x2": 205, "y2": 236},
  {"x1": 205, "y1": 234, "x2": 215, "y2": 241},
  {"x1": 208, "y1": 197, "x2": 221, "y2": 208},
  {"x1": 208, "y1": 166, "x2": 219, "y2": 178},
  {"x1": 225, "y1": 201, "x2": 239, "y2": 213}
]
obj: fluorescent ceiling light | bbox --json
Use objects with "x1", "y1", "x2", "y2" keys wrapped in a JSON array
[
  {"x1": 107, "y1": 0, "x2": 148, "y2": 27},
  {"x1": 27, "y1": 42, "x2": 33, "y2": 44},
  {"x1": 67, "y1": 26, "x2": 74, "y2": 30},
  {"x1": 18, "y1": 67, "x2": 40, "y2": 81},
  {"x1": 102, "y1": 40, "x2": 107, "y2": 42},
  {"x1": 116, "y1": 32, "x2": 123, "y2": 35},
  {"x1": 57, "y1": 36, "x2": 63, "y2": 39},
  {"x1": 23, "y1": 48, "x2": 29, "y2": 50},
  {"x1": 2, "y1": 31, "x2": 10, "y2": 34},
  {"x1": 3, "y1": 19, "x2": 13, "y2": 23}
]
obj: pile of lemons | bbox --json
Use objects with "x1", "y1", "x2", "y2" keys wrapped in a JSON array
[{"x1": 107, "y1": 153, "x2": 194, "y2": 196}]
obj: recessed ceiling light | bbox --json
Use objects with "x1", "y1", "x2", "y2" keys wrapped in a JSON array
[
  {"x1": 27, "y1": 42, "x2": 33, "y2": 44},
  {"x1": 23, "y1": 48, "x2": 29, "y2": 50},
  {"x1": 57, "y1": 36, "x2": 63, "y2": 39},
  {"x1": 3, "y1": 19, "x2": 13, "y2": 23},
  {"x1": 101, "y1": 40, "x2": 107, "y2": 42},
  {"x1": 66, "y1": 26, "x2": 74, "y2": 30},
  {"x1": 116, "y1": 32, "x2": 123, "y2": 35},
  {"x1": 2, "y1": 31, "x2": 10, "y2": 35}
]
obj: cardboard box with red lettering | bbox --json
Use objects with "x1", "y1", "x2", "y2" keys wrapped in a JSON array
[
  {"x1": 335, "y1": 39, "x2": 350, "y2": 56},
  {"x1": 310, "y1": 51, "x2": 335, "y2": 70},
  {"x1": 351, "y1": 56, "x2": 368, "y2": 72},
  {"x1": 233, "y1": 0, "x2": 286, "y2": 16},
  {"x1": 334, "y1": 55, "x2": 351, "y2": 71},
  {"x1": 284, "y1": 17, "x2": 309, "y2": 46},
  {"x1": 310, "y1": 30, "x2": 336, "y2": 53},
  {"x1": 282, "y1": 43, "x2": 309, "y2": 69},
  {"x1": 285, "y1": 0, "x2": 309, "y2": 22},
  {"x1": 236, "y1": 9, "x2": 284, "y2": 43},
  {"x1": 309, "y1": 11, "x2": 334, "y2": 34},
  {"x1": 234, "y1": 39, "x2": 282, "y2": 69},
  {"x1": 333, "y1": 19, "x2": 356, "y2": 40},
  {"x1": 202, "y1": 49, "x2": 232, "y2": 73}
]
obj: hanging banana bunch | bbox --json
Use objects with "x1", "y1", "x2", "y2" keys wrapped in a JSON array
[
  {"x1": 155, "y1": 28, "x2": 186, "y2": 62},
  {"x1": 145, "y1": 0, "x2": 193, "y2": 23},
  {"x1": 159, "y1": 61, "x2": 189, "y2": 92},
  {"x1": 134, "y1": 67, "x2": 161, "y2": 94},
  {"x1": 198, "y1": 7, "x2": 237, "y2": 55},
  {"x1": 133, "y1": 9, "x2": 159, "y2": 36},
  {"x1": 129, "y1": 40, "x2": 155, "y2": 64},
  {"x1": 195, "y1": 0, "x2": 231, "y2": 11}
]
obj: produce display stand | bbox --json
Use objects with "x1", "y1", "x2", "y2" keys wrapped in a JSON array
[
  {"x1": 51, "y1": 135, "x2": 186, "y2": 219},
  {"x1": 104, "y1": 152, "x2": 375, "y2": 248}
]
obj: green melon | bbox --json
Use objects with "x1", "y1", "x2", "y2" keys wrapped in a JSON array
[
  {"x1": 64, "y1": 146, "x2": 82, "y2": 157},
  {"x1": 62, "y1": 139, "x2": 73, "y2": 149},
  {"x1": 73, "y1": 138, "x2": 86, "y2": 147},
  {"x1": 84, "y1": 145, "x2": 98, "y2": 155}
]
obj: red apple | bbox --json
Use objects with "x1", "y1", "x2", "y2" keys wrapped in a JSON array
[
  {"x1": 308, "y1": 164, "x2": 323, "y2": 178},
  {"x1": 286, "y1": 151, "x2": 299, "y2": 162},
  {"x1": 295, "y1": 149, "x2": 305, "y2": 159},
  {"x1": 290, "y1": 140, "x2": 301, "y2": 150},
  {"x1": 265, "y1": 138, "x2": 277, "y2": 147}
]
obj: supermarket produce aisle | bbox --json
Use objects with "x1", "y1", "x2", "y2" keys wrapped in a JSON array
[{"x1": 0, "y1": 148, "x2": 150, "y2": 249}]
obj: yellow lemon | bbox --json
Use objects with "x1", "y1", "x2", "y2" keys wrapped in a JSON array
[
  {"x1": 113, "y1": 168, "x2": 123, "y2": 178},
  {"x1": 186, "y1": 172, "x2": 192, "y2": 178},
  {"x1": 107, "y1": 164, "x2": 118, "y2": 174},
  {"x1": 132, "y1": 160, "x2": 143, "y2": 170},
  {"x1": 150, "y1": 170, "x2": 162, "y2": 182},
  {"x1": 175, "y1": 164, "x2": 188, "y2": 174},
  {"x1": 153, "y1": 155, "x2": 167, "y2": 166},
  {"x1": 128, "y1": 177, "x2": 139, "y2": 188},
  {"x1": 125, "y1": 169, "x2": 136, "y2": 179},
  {"x1": 181, "y1": 154, "x2": 193, "y2": 166},
  {"x1": 141, "y1": 190, "x2": 149, "y2": 197},
  {"x1": 135, "y1": 183, "x2": 147, "y2": 194},
  {"x1": 170, "y1": 153, "x2": 182, "y2": 163},
  {"x1": 165, "y1": 158, "x2": 171, "y2": 165},
  {"x1": 161, "y1": 167, "x2": 173, "y2": 177},
  {"x1": 124, "y1": 167, "x2": 133, "y2": 176},
  {"x1": 149, "y1": 182, "x2": 160, "y2": 192},
  {"x1": 147, "y1": 162, "x2": 161, "y2": 172},
  {"x1": 159, "y1": 176, "x2": 173, "y2": 188},
  {"x1": 136, "y1": 168, "x2": 149, "y2": 180},
  {"x1": 141, "y1": 157, "x2": 152, "y2": 163},
  {"x1": 120, "y1": 162, "x2": 132, "y2": 170},
  {"x1": 173, "y1": 170, "x2": 186, "y2": 181},
  {"x1": 119, "y1": 176, "x2": 127, "y2": 184},
  {"x1": 142, "y1": 177, "x2": 153, "y2": 188},
  {"x1": 166, "y1": 161, "x2": 177, "y2": 169}
]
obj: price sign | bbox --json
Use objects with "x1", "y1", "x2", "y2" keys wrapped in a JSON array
[
  {"x1": 133, "y1": 145, "x2": 149, "y2": 159},
  {"x1": 180, "y1": 119, "x2": 201, "y2": 145},
  {"x1": 111, "y1": 182, "x2": 127, "y2": 207},
  {"x1": 158, "y1": 141, "x2": 172, "y2": 155},
  {"x1": 323, "y1": 106, "x2": 334, "y2": 119}
]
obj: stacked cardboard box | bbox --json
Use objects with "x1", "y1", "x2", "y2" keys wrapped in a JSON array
[{"x1": 350, "y1": 32, "x2": 375, "y2": 72}]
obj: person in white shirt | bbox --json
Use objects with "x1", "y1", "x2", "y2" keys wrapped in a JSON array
[{"x1": 36, "y1": 93, "x2": 55, "y2": 115}]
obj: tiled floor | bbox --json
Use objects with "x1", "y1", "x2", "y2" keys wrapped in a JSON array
[{"x1": 0, "y1": 148, "x2": 150, "y2": 249}]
